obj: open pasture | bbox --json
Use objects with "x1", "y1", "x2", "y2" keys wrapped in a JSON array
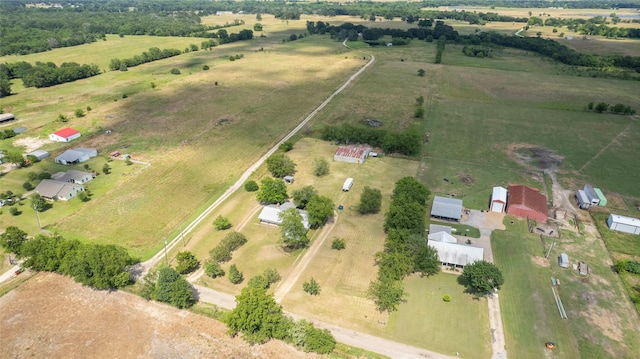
[
  {"x1": 493, "y1": 217, "x2": 640, "y2": 358},
  {"x1": 2, "y1": 29, "x2": 365, "y2": 259}
]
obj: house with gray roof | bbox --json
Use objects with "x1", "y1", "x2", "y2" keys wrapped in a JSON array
[
  {"x1": 428, "y1": 240, "x2": 484, "y2": 268},
  {"x1": 430, "y1": 196, "x2": 463, "y2": 221},
  {"x1": 35, "y1": 179, "x2": 84, "y2": 201},
  {"x1": 51, "y1": 170, "x2": 93, "y2": 184},
  {"x1": 258, "y1": 201, "x2": 310, "y2": 229}
]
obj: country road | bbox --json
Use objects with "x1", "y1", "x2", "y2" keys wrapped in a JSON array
[{"x1": 139, "y1": 45, "x2": 376, "y2": 276}]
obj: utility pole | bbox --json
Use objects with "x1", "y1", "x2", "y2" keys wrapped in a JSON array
[
  {"x1": 33, "y1": 205, "x2": 42, "y2": 230},
  {"x1": 163, "y1": 237, "x2": 168, "y2": 264}
]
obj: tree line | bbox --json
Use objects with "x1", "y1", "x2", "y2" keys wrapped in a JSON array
[
  {"x1": 368, "y1": 177, "x2": 440, "y2": 313},
  {"x1": 320, "y1": 124, "x2": 422, "y2": 157},
  {"x1": 109, "y1": 47, "x2": 182, "y2": 71},
  {"x1": 0, "y1": 226, "x2": 135, "y2": 290},
  {"x1": 540, "y1": 16, "x2": 640, "y2": 39},
  {"x1": 0, "y1": 61, "x2": 100, "y2": 94}
]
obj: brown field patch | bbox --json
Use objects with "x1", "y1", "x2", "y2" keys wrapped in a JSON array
[
  {"x1": 0, "y1": 273, "x2": 317, "y2": 359},
  {"x1": 531, "y1": 256, "x2": 550, "y2": 267},
  {"x1": 583, "y1": 305, "x2": 624, "y2": 343}
]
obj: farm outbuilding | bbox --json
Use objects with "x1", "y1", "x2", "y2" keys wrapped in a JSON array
[
  {"x1": 283, "y1": 176, "x2": 294, "y2": 184},
  {"x1": 49, "y1": 127, "x2": 81, "y2": 142},
  {"x1": 55, "y1": 148, "x2": 97, "y2": 165},
  {"x1": 258, "y1": 201, "x2": 310, "y2": 229},
  {"x1": 506, "y1": 185, "x2": 548, "y2": 222},
  {"x1": 333, "y1": 146, "x2": 370, "y2": 164},
  {"x1": 429, "y1": 224, "x2": 452, "y2": 235},
  {"x1": 490, "y1": 186, "x2": 508, "y2": 213},
  {"x1": 35, "y1": 180, "x2": 84, "y2": 201},
  {"x1": 0, "y1": 113, "x2": 16, "y2": 123},
  {"x1": 427, "y1": 240, "x2": 484, "y2": 268},
  {"x1": 27, "y1": 150, "x2": 49, "y2": 161},
  {"x1": 558, "y1": 253, "x2": 569, "y2": 268},
  {"x1": 594, "y1": 188, "x2": 607, "y2": 207},
  {"x1": 575, "y1": 190, "x2": 591, "y2": 210},
  {"x1": 607, "y1": 214, "x2": 640, "y2": 235},
  {"x1": 583, "y1": 185, "x2": 600, "y2": 206},
  {"x1": 431, "y1": 196, "x2": 463, "y2": 222}
]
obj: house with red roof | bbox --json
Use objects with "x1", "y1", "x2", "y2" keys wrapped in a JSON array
[
  {"x1": 506, "y1": 184, "x2": 548, "y2": 222},
  {"x1": 49, "y1": 127, "x2": 81, "y2": 142}
]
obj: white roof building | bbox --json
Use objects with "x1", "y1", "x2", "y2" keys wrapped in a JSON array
[
  {"x1": 258, "y1": 201, "x2": 310, "y2": 229},
  {"x1": 55, "y1": 148, "x2": 97, "y2": 165},
  {"x1": 607, "y1": 214, "x2": 640, "y2": 235},
  {"x1": 490, "y1": 186, "x2": 508, "y2": 213},
  {"x1": 427, "y1": 231, "x2": 457, "y2": 243},
  {"x1": 428, "y1": 240, "x2": 484, "y2": 268}
]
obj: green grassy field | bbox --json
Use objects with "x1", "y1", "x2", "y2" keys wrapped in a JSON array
[
  {"x1": 387, "y1": 274, "x2": 491, "y2": 358},
  {"x1": 493, "y1": 217, "x2": 640, "y2": 358}
]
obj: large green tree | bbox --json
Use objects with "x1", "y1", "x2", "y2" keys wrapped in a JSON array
[
  {"x1": 460, "y1": 260, "x2": 504, "y2": 295},
  {"x1": 306, "y1": 195, "x2": 334, "y2": 229},
  {"x1": 0, "y1": 226, "x2": 28, "y2": 255},
  {"x1": 279, "y1": 208, "x2": 309, "y2": 249},
  {"x1": 367, "y1": 279, "x2": 406, "y2": 313},
  {"x1": 292, "y1": 185, "x2": 317, "y2": 209},
  {"x1": 266, "y1": 153, "x2": 296, "y2": 178},
  {"x1": 414, "y1": 244, "x2": 441, "y2": 277},
  {"x1": 226, "y1": 285, "x2": 289, "y2": 344},
  {"x1": 256, "y1": 177, "x2": 288, "y2": 204},
  {"x1": 175, "y1": 251, "x2": 200, "y2": 274},
  {"x1": 358, "y1": 186, "x2": 382, "y2": 214},
  {"x1": 156, "y1": 266, "x2": 196, "y2": 308}
]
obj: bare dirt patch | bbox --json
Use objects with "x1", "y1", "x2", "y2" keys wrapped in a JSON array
[
  {"x1": 457, "y1": 171, "x2": 475, "y2": 185},
  {"x1": 506, "y1": 143, "x2": 564, "y2": 171},
  {"x1": 531, "y1": 256, "x2": 550, "y2": 267},
  {"x1": 0, "y1": 273, "x2": 317, "y2": 359},
  {"x1": 12, "y1": 137, "x2": 52, "y2": 152},
  {"x1": 583, "y1": 305, "x2": 624, "y2": 343}
]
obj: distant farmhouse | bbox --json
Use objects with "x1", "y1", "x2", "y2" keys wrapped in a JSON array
[
  {"x1": 55, "y1": 148, "x2": 97, "y2": 165},
  {"x1": 490, "y1": 186, "x2": 507, "y2": 213},
  {"x1": 49, "y1": 127, "x2": 81, "y2": 142},
  {"x1": 0, "y1": 113, "x2": 16, "y2": 124},
  {"x1": 427, "y1": 226, "x2": 484, "y2": 268},
  {"x1": 258, "y1": 201, "x2": 310, "y2": 229},
  {"x1": 334, "y1": 146, "x2": 370, "y2": 164},
  {"x1": 431, "y1": 196, "x2": 463, "y2": 222},
  {"x1": 506, "y1": 184, "x2": 548, "y2": 222},
  {"x1": 34, "y1": 170, "x2": 94, "y2": 201},
  {"x1": 607, "y1": 214, "x2": 640, "y2": 235}
]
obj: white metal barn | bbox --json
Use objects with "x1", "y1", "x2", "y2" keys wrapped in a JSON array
[
  {"x1": 490, "y1": 186, "x2": 508, "y2": 213},
  {"x1": 607, "y1": 214, "x2": 640, "y2": 235},
  {"x1": 427, "y1": 240, "x2": 484, "y2": 268}
]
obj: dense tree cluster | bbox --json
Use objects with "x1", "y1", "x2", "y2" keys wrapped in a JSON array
[
  {"x1": 226, "y1": 277, "x2": 336, "y2": 353},
  {"x1": 462, "y1": 45, "x2": 492, "y2": 58},
  {"x1": 266, "y1": 153, "x2": 296, "y2": 178},
  {"x1": 435, "y1": 35, "x2": 446, "y2": 64},
  {"x1": 543, "y1": 16, "x2": 640, "y2": 38},
  {"x1": 140, "y1": 266, "x2": 196, "y2": 308},
  {"x1": 369, "y1": 177, "x2": 439, "y2": 313},
  {"x1": 1, "y1": 61, "x2": 100, "y2": 89},
  {"x1": 587, "y1": 101, "x2": 636, "y2": 114},
  {"x1": 0, "y1": 227, "x2": 134, "y2": 290},
  {"x1": 358, "y1": 186, "x2": 382, "y2": 215},
  {"x1": 321, "y1": 124, "x2": 422, "y2": 157},
  {"x1": 109, "y1": 47, "x2": 182, "y2": 71},
  {"x1": 256, "y1": 177, "x2": 288, "y2": 204}
]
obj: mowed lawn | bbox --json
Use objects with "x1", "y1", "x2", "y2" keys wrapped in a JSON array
[{"x1": 387, "y1": 275, "x2": 491, "y2": 358}]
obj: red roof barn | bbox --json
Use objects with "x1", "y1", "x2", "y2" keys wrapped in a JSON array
[
  {"x1": 49, "y1": 127, "x2": 81, "y2": 142},
  {"x1": 506, "y1": 184, "x2": 548, "y2": 222}
]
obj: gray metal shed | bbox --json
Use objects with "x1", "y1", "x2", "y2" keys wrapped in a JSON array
[
  {"x1": 430, "y1": 196, "x2": 463, "y2": 221},
  {"x1": 558, "y1": 253, "x2": 569, "y2": 268}
]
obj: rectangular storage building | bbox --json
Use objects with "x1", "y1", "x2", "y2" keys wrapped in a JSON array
[
  {"x1": 431, "y1": 196, "x2": 463, "y2": 221},
  {"x1": 594, "y1": 188, "x2": 607, "y2": 207},
  {"x1": 583, "y1": 185, "x2": 600, "y2": 206},
  {"x1": 607, "y1": 214, "x2": 640, "y2": 235},
  {"x1": 575, "y1": 190, "x2": 590, "y2": 210}
]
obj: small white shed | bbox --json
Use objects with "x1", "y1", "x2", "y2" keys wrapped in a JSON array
[{"x1": 490, "y1": 186, "x2": 508, "y2": 213}]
